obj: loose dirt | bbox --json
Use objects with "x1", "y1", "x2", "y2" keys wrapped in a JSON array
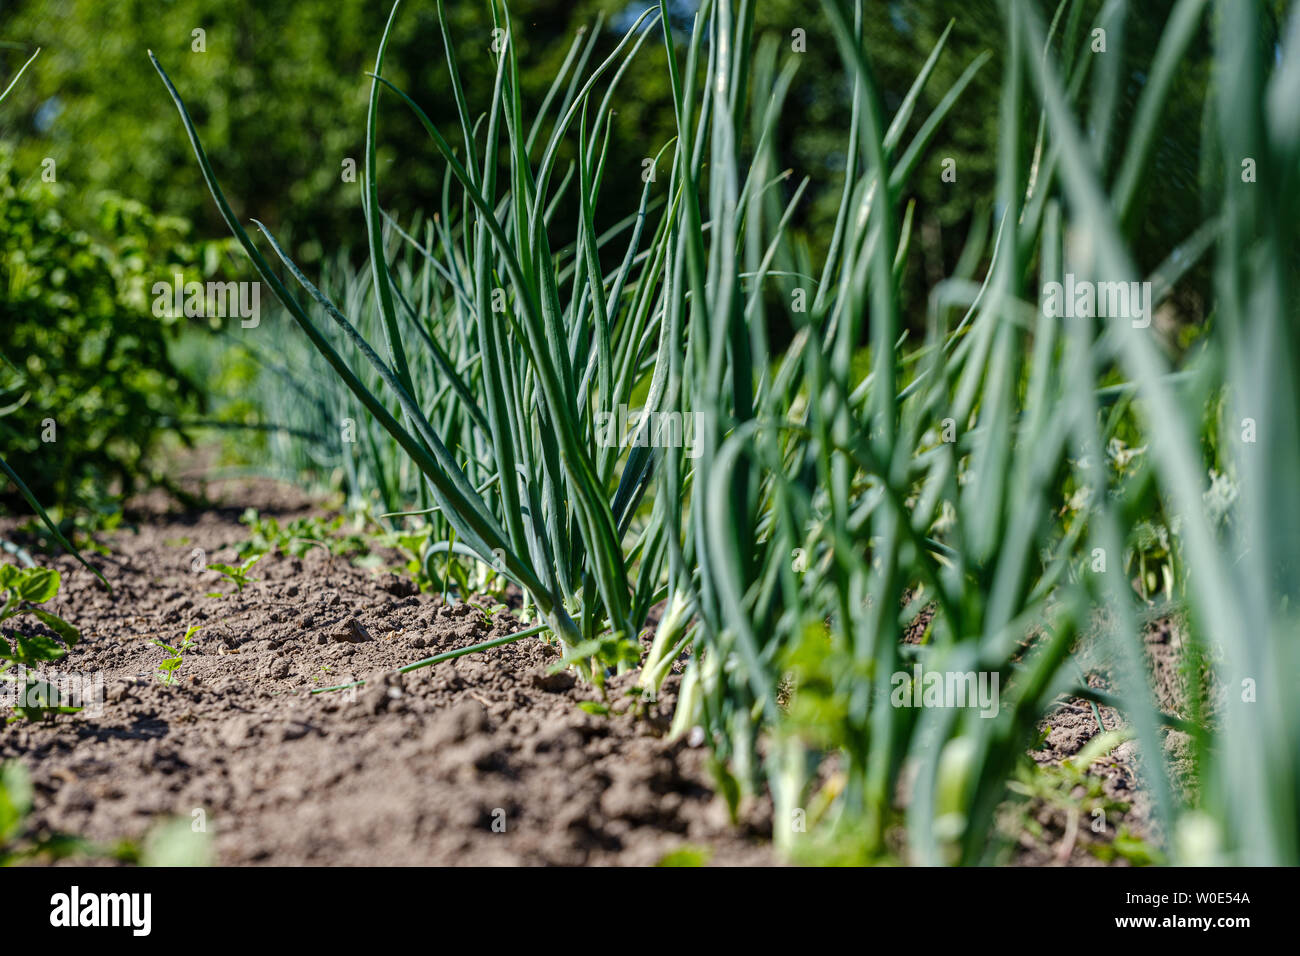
[
  {"x1": 1006, "y1": 615, "x2": 1201, "y2": 866},
  {"x1": 1, "y1": 480, "x2": 771, "y2": 866},
  {"x1": 4, "y1": 476, "x2": 1195, "y2": 867}
]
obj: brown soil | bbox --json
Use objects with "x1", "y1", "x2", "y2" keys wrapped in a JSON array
[
  {"x1": 1004, "y1": 615, "x2": 1200, "y2": 866},
  {"x1": 3, "y1": 474, "x2": 1199, "y2": 868},
  {"x1": 1, "y1": 480, "x2": 771, "y2": 866}
]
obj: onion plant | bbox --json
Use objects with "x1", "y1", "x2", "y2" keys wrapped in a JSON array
[
  {"x1": 648, "y1": 0, "x2": 1296, "y2": 864},
  {"x1": 154, "y1": 0, "x2": 1298, "y2": 865},
  {"x1": 154, "y1": 0, "x2": 686, "y2": 675}
]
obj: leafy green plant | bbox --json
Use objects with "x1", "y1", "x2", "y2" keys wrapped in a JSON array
[
  {"x1": 234, "y1": 508, "x2": 367, "y2": 560},
  {"x1": 467, "y1": 600, "x2": 510, "y2": 619},
  {"x1": 0, "y1": 760, "x2": 89, "y2": 864},
  {"x1": 0, "y1": 47, "x2": 110, "y2": 588},
  {"x1": 0, "y1": 143, "x2": 227, "y2": 513},
  {"x1": 16, "y1": 505, "x2": 125, "y2": 559},
  {"x1": 0, "y1": 761, "x2": 34, "y2": 863},
  {"x1": 1001, "y1": 730, "x2": 1160, "y2": 865},
  {"x1": 0, "y1": 563, "x2": 81, "y2": 721},
  {"x1": 1, "y1": 759, "x2": 196, "y2": 866},
  {"x1": 655, "y1": 844, "x2": 712, "y2": 867},
  {"x1": 139, "y1": 816, "x2": 213, "y2": 867},
  {"x1": 203, "y1": 555, "x2": 261, "y2": 597},
  {"x1": 150, "y1": 625, "x2": 200, "y2": 685},
  {"x1": 0, "y1": 564, "x2": 78, "y2": 646}
]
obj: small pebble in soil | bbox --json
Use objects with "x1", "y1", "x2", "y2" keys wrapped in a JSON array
[
  {"x1": 258, "y1": 657, "x2": 291, "y2": 680},
  {"x1": 331, "y1": 618, "x2": 372, "y2": 644}
]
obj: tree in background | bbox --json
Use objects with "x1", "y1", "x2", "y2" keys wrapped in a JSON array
[
  {"x1": 0, "y1": 144, "x2": 230, "y2": 511},
  {"x1": 2, "y1": 0, "x2": 1236, "y2": 316},
  {"x1": 2, "y1": 0, "x2": 1274, "y2": 520}
]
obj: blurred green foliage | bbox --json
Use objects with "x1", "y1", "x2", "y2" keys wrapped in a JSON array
[
  {"x1": 0, "y1": 0, "x2": 1280, "y2": 518},
  {"x1": 2, "y1": 0, "x2": 634, "y2": 260},
  {"x1": 0, "y1": 145, "x2": 229, "y2": 510},
  {"x1": 1, "y1": 1, "x2": 985, "y2": 246},
  {"x1": 2, "y1": 0, "x2": 1240, "y2": 318}
]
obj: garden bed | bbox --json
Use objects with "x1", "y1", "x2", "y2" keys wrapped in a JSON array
[
  {"x1": 4, "y1": 474, "x2": 1198, "y2": 866},
  {"x1": 1, "y1": 479, "x2": 771, "y2": 866}
]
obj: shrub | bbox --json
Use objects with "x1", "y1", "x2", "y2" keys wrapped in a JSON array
[{"x1": 0, "y1": 146, "x2": 224, "y2": 511}]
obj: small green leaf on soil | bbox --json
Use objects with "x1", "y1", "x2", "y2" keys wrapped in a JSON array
[{"x1": 656, "y1": 845, "x2": 712, "y2": 867}]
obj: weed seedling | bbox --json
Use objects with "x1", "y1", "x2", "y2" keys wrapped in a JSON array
[
  {"x1": 0, "y1": 563, "x2": 82, "y2": 721},
  {"x1": 0, "y1": 760, "x2": 87, "y2": 862},
  {"x1": 205, "y1": 555, "x2": 261, "y2": 597},
  {"x1": 468, "y1": 600, "x2": 509, "y2": 619},
  {"x1": 236, "y1": 508, "x2": 368, "y2": 560},
  {"x1": 2, "y1": 759, "x2": 149, "y2": 865},
  {"x1": 151, "y1": 625, "x2": 200, "y2": 685}
]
